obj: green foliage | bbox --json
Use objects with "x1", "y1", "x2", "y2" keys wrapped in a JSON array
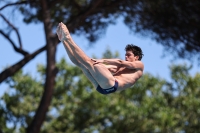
[
  {"x1": 17, "y1": 0, "x2": 121, "y2": 42},
  {"x1": 1, "y1": 1, "x2": 200, "y2": 132},
  {"x1": 123, "y1": 0, "x2": 200, "y2": 62},
  {"x1": 102, "y1": 46, "x2": 120, "y2": 59},
  {"x1": 15, "y1": 0, "x2": 200, "y2": 60},
  {"x1": 1, "y1": 70, "x2": 43, "y2": 133},
  {"x1": 1, "y1": 51, "x2": 200, "y2": 133}
]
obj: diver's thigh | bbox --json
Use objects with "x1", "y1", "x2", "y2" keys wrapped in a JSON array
[{"x1": 90, "y1": 64, "x2": 115, "y2": 89}]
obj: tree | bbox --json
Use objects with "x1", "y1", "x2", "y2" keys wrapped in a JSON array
[
  {"x1": 2, "y1": 0, "x2": 200, "y2": 82},
  {"x1": 1, "y1": 54, "x2": 200, "y2": 133},
  {"x1": 0, "y1": 1, "x2": 128, "y2": 131},
  {"x1": 1, "y1": 0, "x2": 200, "y2": 132},
  {"x1": 123, "y1": 0, "x2": 200, "y2": 62}
]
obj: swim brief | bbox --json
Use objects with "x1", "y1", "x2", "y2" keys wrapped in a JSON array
[{"x1": 96, "y1": 80, "x2": 118, "y2": 95}]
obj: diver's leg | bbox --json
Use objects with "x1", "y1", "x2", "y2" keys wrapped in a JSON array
[
  {"x1": 62, "y1": 42, "x2": 98, "y2": 88},
  {"x1": 57, "y1": 23, "x2": 115, "y2": 89}
]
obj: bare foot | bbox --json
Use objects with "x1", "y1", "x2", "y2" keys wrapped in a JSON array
[{"x1": 56, "y1": 22, "x2": 71, "y2": 42}]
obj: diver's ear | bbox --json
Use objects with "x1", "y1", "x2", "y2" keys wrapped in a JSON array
[{"x1": 135, "y1": 55, "x2": 139, "y2": 61}]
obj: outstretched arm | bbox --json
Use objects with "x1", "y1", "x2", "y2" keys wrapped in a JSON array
[
  {"x1": 103, "y1": 64, "x2": 119, "y2": 74},
  {"x1": 92, "y1": 58, "x2": 144, "y2": 71}
]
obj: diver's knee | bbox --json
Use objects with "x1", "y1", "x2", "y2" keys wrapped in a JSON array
[{"x1": 84, "y1": 59, "x2": 94, "y2": 68}]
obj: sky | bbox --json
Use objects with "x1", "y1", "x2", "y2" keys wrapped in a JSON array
[{"x1": 0, "y1": 6, "x2": 199, "y2": 97}]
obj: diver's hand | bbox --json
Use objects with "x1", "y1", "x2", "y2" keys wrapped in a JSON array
[{"x1": 91, "y1": 59, "x2": 105, "y2": 65}]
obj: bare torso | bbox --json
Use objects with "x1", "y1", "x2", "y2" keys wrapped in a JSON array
[{"x1": 104, "y1": 64, "x2": 143, "y2": 91}]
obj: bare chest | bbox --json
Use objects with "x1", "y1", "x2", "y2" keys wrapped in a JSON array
[
  {"x1": 113, "y1": 67, "x2": 141, "y2": 90},
  {"x1": 113, "y1": 67, "x2": 137, "y2": 76}
]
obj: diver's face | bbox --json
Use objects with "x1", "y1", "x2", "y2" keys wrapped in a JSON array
[{"x1": 125, "y1": 51, "x2": 138, "y2": 62}]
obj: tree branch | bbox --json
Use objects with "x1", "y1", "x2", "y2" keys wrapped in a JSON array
[
  {"x1": 0, "y1": 45, "x2": 46, "y2": 84},
  {"x1": 67, "y1": 0, "x2": 124, "y2": 31},
  {"x1": 0, "y1": 30, "x2": 29, "y2": 56},
  {"x1": 64, "y1": 0, "x2": 103, "y2": 32},
  {"x1": 48, "y1": 0, "x2": 62, "y2": 8},
  {"x1": 0, "y1": 1, "x2": 28, "y2": 11},
  {"x1": 0, "y1": 13, "x2": 23, "y2": 49}
]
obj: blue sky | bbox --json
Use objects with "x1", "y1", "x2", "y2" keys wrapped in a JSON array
[{"x1": 0, "y1": 8, "x2": 199, "y2": 97}]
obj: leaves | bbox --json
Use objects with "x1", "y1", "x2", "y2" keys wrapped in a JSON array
[
  {"x1": 1, "y1": 0, "x2": 200, "y2": 132},
  {"x1": 1, "y1": 54, "x2": 200, "y2": 133}
]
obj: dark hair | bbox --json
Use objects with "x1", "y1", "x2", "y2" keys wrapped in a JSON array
[{"x1": 125, "y1": 44, "x2": 144, "y2": 60}]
